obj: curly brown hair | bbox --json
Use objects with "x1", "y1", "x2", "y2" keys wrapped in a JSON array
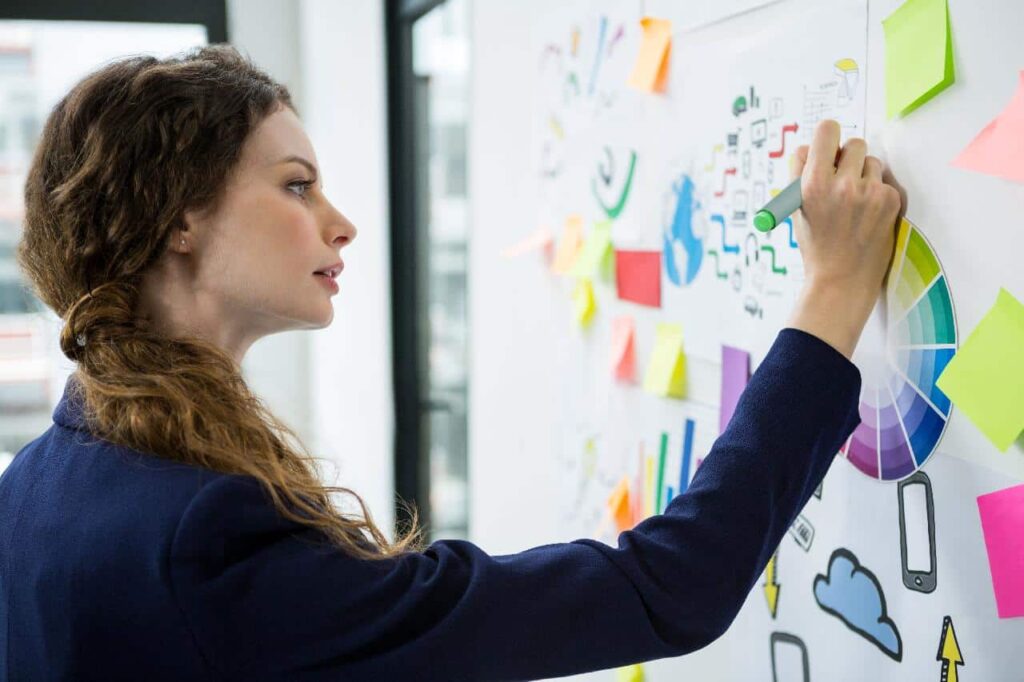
[{"x1": 16, "y1": 44, "x2": 420, "y2": 560}]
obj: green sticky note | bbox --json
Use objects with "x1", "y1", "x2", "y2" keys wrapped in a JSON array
[
  {"x1": 936, "y1": 289, "x2": 1024, "y2": 451},
  {"x1": 883, "y1": 0, "x2": 955, "y2": 119},
  {"x1": 570, "y1": 220, "x2": 614, "y2": 280}
]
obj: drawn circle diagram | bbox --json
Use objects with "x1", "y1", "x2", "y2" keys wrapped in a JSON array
[{"x1": 843, "y1": 218, "x2": 957, "y2": 482}]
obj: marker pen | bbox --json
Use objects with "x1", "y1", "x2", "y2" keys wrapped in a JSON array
[{"x1": 753, "y1": 177, "x2": 801, "y2": 232}]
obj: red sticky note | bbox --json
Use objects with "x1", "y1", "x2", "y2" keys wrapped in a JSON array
[
  {"x1": 610, "y1": 315, "x2": 637, "y2": 382},
  {"x1": 616, "y1": 250, "x2": 661, "y2": 307},
  {"x1": 977, "y1": 484, "x2": 1024, "y2": 618},
  {"x1": 952, "y1": 71, "x2": 1024, "y2": 184}
]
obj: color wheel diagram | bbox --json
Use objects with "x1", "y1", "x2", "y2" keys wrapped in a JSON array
[{"x1": 842, "y1": 218, "x2": 957, "y2": 482}]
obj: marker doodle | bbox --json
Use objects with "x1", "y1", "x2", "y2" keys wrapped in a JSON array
[
  {"x1": 769, "y1": 123, "x2": 799, "y2": 159},
  {"x1": 814, "y1": 548, "x2": 903, "y2": 661}
]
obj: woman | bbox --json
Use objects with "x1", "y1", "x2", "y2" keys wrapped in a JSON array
[{"x1": 0, "y1": 45, "x2": 900, "y2": 680}]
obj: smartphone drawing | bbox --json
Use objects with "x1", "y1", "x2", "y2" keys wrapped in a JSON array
[
  {"x1": 897, "y1": 470, "x2": 937, "y2": 593},
  {"x1": 770, "y1": 632, "x2": 809, "y2": 682}
]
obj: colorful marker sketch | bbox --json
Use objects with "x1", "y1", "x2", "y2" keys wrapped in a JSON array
[{"x1": 662, "y1": 173, "x2": 704, "y2": 286}]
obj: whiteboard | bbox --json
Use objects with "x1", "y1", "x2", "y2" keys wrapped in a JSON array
[{"x1": 468, "y1": 0, "x2": 1024, "y2": 679}]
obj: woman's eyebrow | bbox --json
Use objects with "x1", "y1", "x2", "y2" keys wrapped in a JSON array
[{"x1": 276, "y1": 155, "x2": 319, "y2": 178}]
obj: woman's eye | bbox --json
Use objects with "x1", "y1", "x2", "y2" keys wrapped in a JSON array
[{"x1": 287, "y1": 180, "x2": 315, "y2": 200}]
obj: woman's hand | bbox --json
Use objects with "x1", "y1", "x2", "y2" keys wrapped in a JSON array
[{"x1": 787, "y1": 120, "x2": 904, "y2": 359}]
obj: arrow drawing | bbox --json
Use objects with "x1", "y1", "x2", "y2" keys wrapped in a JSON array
[
  {"x1": 607, "y1": 24, "x2": 625, "y2": 55},
  {"x1": 768, "y1": 123, "x2": 799, "y2": 159},
  {"x1": 587, "y1": 16, "x2": 607, "y2": 95},
  {"x1": 936, "y1": 616, "x2": 964, "y2": 682},
  {"x1": 706, "y1": 250, "x2": 728, "y2": 279},
  {"x1": 764, "y1": 549, "x2": 780, "y2": 619},
  {"x1": 712, "y1": 214, "x2": 739, "y2": 254},
  {"x1": 782, "y1": 217, "x2": 798, "y2": 248},
  {"x1": 760, "y1": 245, "x2": 788, "y2": 274},
  {"x1": 704, "y1": 143, "x2": 724, "y2": 172},
  {"x1": 714, "y1": 167, "x2": 737, "y2": 197}
]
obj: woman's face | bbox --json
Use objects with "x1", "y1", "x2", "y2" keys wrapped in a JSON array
[{"x1": 165, "y1": 105, "x2": 357, "y2": 359}]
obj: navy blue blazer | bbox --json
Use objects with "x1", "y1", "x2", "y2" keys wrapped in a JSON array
[{"x1": 0, "y1": 329, "x2": 860, "y2": 681}]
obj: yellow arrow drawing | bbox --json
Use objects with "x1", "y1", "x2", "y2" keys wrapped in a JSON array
[
  {"x1": 763, "y1": 549, "x2": 780, "y2": 619},
  {"x1": 937, "y1": 616, "x2": 964, "y2": 682}
]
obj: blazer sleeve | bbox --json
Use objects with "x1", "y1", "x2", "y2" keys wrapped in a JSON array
[{"x1": 169, "y1": 328, "x2": 861, "y2": 682}]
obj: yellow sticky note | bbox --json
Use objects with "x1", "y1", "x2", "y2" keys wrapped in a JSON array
[
  {"x1": 627, "y1": 17, "x2": 671, "y2": 93},
  {"x1": 552, "y1": 214, "x2": 584, "y2": 274},
  {"x1": 936, "y1": 289, "x2": 1024, "y2": 451},
  {"x1": 643, "y1": 323, "x2": 686, "y2": 399},
  {"x1": 883, "y1": 0, "x2": 954, "y2": 118},
  {"x1": 573, "y1": 278, "x2": 596, "y2": 327},
  {"x1": 570, "y1": 220, "x2": 614, "y2": 280},
  {"x1": 616, "y1": 664, "x2": 644, "y2": 682}
]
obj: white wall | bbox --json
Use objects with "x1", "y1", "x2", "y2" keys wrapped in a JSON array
[{"x1": 232, "y1": 0, "x2": 395, "y2": 534}]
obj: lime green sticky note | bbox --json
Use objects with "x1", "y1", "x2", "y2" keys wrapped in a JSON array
[
  {"x1": 643, "y1": 323, "x2": 686, "y2": 398},
  {"x1": 572, "y1": 278, "x2": 596, "y2": 327},
  {"x1": 616, "y1": 663, "x2": 645, "y2": 682},
  {"x1": 936, "y1": 289, "x2": 1024, "y2": 451},
  {"x1": 883, "y1": 0, "x2": 955, "y2": 119},
  {"x1": 570, "y1": 220, "x2": 614, "y2": 280}
]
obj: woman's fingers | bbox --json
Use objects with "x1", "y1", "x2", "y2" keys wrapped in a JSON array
[
  {"x1": 804, "y1": 119, "x2": 840, "y2": 185},
  {"x1": 862, "y1": 155, "x2": 883, "y2": 182},
  {"x1": 791, "y1": 145, "x2": 810, "y2": 182},
  {"x1": 837, "y1": 137, "x2": 867, "y2": 177}
]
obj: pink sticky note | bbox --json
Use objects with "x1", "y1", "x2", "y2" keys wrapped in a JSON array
[
  {"x1": 720, "y1": 345, "x2": 751, "y2": 434},
  {"x1": 610, "y1": 315, "x2": 637, "y2": 382},
  {"x1": 615, "y1": 250, "x2": 661, "y2": 307},
  {"x1": 501, "y1": 227, "x2": 553, "y2": 259},
  {"x1": 952, "y1": 70, "x2": 1024, "y2": 183},
  {"x1": 977, "y1": 484, "x2": 1024, "y2": 618}
]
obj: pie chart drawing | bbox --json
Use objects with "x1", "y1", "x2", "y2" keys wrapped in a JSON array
[{"x1": 842, "y1": 218, "x2": 957, "y2": 482}]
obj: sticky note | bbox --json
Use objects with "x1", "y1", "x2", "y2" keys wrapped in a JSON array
[
  {"x1": 572, "y1": 279, "x2": 597, "y2": 327},
  {"x1": 643, "y1": 454, "x2": 655, "y2": 518},
  {"x1": 551, "y1": 214, "x2": 584, "y2": 274},
  {"x1": 615, "y1": 250, "x2": 661, "y2": 307},
  {"x1": 643, "y1": 323, "x2": 686, "y2": 399},
  {"x1": 571, "y1": 220, "x2": 613, "y2": 280},
  {"x1": 501, "y1": 226, "x2": 553, "y2": 258},
  {"x1": 607, "y1": 476, "x2": 633, "y2": 533},
  {"x1": 952, "y1": 70, "x2": 1024, "y2": 184},
  {"x1": 977, "y1": 484, "x2": 1024, "y2": 618},
  {"x1": 720, "y1": 345, "x2": 751, "y2": 435},
  {"x1": 610, "y1": 315, "x2": 636, "y2": 381},
  {"x1": 627, "y1": 17, "x2": 671, "y2": 93},
  {"x1": 883, "y1": 0, "x2": 955, "y2": 118},
  {"x1": 936, "y1": 289, "x2": 1024, "y2": 451},
  {"x1": 616, "y1": 663, "x2": 644, "y2": 682}
]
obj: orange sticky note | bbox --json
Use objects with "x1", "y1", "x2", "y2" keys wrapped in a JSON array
[
  {"x1": 551, "y1": 214, "x2": 584, "y2": 274},
  {"x1": 627, "y1": 17, "x2": 672, "y2": 93},
  {"x1": 952, "y1": 71, "x2": 1024, "y2": 184},
  {"x1": 611, "y1": 315, "x2": 637, "y2": 381},
  {"x1": 607, "y1": 476, "x2": 633, "y2": 532},
  {"x1": 501, "y1": 227, "x2": 553, "y2": 258}
]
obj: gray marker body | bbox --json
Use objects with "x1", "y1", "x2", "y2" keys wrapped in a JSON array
[{"x1": 753, "y1": 177, "x2": 802, "y2": 232}]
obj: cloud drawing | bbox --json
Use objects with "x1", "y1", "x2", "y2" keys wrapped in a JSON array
[{"x1": 813, "y1": 548, "x2": 903, "y2": 661}]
